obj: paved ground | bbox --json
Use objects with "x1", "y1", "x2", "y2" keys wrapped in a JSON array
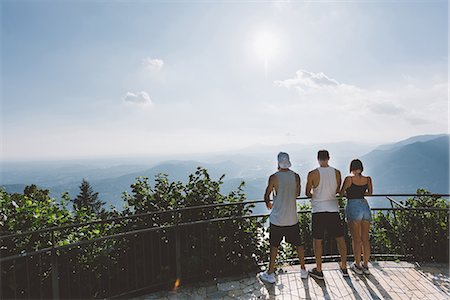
[{"x1": 135, "y1": 261, "x2": 449, "y2": 299}]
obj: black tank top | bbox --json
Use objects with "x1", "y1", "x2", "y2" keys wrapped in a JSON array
[{"x1": 346, "y1": 183, "x2": 368, "y2": 199}]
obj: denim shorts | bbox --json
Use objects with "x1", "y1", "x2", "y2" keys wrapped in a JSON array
[{"x1": 345, "y1": 199, "x2": 372, "y2": 222}]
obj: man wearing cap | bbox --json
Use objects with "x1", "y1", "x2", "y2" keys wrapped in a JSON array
[
  {"x1": 306, "y1": 150, "x2": 348, "y2": 279},
  {"x1": 259, "y1": 152, "x2": 308, "y2": 284}
]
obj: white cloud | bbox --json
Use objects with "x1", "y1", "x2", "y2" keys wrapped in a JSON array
[
  {"x1": 274, "y1": 69, "x2": 339, "y2": 92},
  {"x1": 274, "y1": 69, "x2": 443, "y2": 119},
  {"x1": 142, "y1": 57, "x2": 164, "y2": 71},
  {"x1": 123, "y1": 91, "x2": 152, "y2": 105}
]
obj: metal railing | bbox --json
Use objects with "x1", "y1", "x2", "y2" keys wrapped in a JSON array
[{"x1": 1, "y1": 194, "x2": 448, "y2": 299}]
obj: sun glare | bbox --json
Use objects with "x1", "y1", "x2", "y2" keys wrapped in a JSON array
[
  {"x1": 253, "y1": 31, "x2": 280, "y2": 59},
  {"x1": 252, "y1": 30, "x2": 281, "y2": 75}
]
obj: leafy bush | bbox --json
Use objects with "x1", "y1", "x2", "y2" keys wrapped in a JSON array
[
  {"x1": 371, "y1": 189, "x2": 449, "y2": 262},
  {"x1": 121, "y1": 168, "x2": 267, "y2": 283}
]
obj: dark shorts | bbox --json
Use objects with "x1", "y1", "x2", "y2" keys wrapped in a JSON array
[
  {"x1": 312, "y1": 212, "x2": 345, "y2": 240},
  {"x1": 269, "y1": 222, "x2": 302, "y2": 247}
]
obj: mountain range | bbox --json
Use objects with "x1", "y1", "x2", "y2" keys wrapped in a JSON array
[{"x1": 1, "y1": 134, "x2": 448, "y2": 211}]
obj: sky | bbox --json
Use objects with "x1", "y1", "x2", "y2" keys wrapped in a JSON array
[{"x1": 1, "y1": 0, "x2": 448, "y2": 161}]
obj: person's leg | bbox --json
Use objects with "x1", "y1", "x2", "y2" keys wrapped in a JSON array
[
  {"x1": 267, "y1": 246, "x2": 279, "y2": 274},
  {"x1": 328, "y1": 212, "x2": 347, "y2": 269},
  {"x1": 361, "y1": 221, "x2": 371, "y2": 267},
  {"x1": 311, "y1": 213, "x2": 325, "y2": 272},
  {"x1": 267, "y1": 223, "x2": 282, "y2": 274},
  {"x1": 313, "y1": 238, "x2": 323, "y2": 272},
  {"x1": 348, "y1": 221, "x2": 362, "y2": 266},
  {"x1": 335, "y1": 236, "x2": 347, "y2": 269},
  {"x1": 295, "y1": 245, "x2": 306, "y2": 269},
  {"x1": 287, "y1": 223, "x2": 306, "y2": 270}
]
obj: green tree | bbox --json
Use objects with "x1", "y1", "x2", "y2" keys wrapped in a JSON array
[{"x1": 73, "y1": 179, "x2": 105, "y2": 215}]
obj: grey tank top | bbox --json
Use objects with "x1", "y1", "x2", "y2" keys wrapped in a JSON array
[{"x1": 269, "y1": 170, "x2": 299, "y2": 226}]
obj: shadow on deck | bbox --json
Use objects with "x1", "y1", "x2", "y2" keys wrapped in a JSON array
[{"x1": 135, "y1": 261, "x2": 449, "y2": 300}]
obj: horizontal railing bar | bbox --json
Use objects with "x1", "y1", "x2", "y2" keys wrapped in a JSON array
[
  {"x1": 0, "y1": 199, "x2": 264, "y2": 239},
  {"x1": 1, "y1": 206, "x2": 448, "y2": 262},
  {"x1": 0, "y1": 215, "x2": 265, "y2": 262},
  {"x1": 2, "y1": 193, "x2": 448, "y2": 239},
  {"x1": 0, "y1": 247, "x2": 53, "y2": 263},
  {"x1": 1, "y1": 198, "x2": 280, "y2": 239},
  {"x1": 53, "y1": 214, "x2": 270, "y2": 251},
  {"x1": 50, "y1": 208, "x2": 450, "y2": 249}
]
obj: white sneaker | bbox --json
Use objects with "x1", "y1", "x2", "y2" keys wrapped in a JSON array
[
  {"x1": 259, "y1": 271, "x2": 276, "y2": 284},
  {"x1": 362, "y1": 265, "x2": 371, "y2": 275},
  {"x1": 300, "y1": 268, "x2": 308, "y2": 279},
  {"x1": 350, "y1": 262, "x2": 363, "y2": 275}
]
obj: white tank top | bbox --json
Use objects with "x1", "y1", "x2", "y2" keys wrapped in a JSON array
[
  {"x1": 311, "y1": 167, "x2": 339, "y2": 213},
  {"x1": 269, "y1": 170, "x2": 299, "y2": 226}
]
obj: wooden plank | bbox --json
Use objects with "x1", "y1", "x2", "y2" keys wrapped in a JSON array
[
  {"x1": 400, "y1": 266, "x2": 441, "y2": 299},
  {"x1": 414, "y1": 266, "x2": 450, "y2": 297},
  {"x1": 369, "y1": 261, "x2": 403, "y2": 299}
]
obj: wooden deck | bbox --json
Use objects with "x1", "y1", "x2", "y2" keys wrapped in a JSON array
[{"x1": 137, "y1": 261, "x2": 449, "y2": 300}]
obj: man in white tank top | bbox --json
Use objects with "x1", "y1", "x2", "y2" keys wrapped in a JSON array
[
  {"x1": 305, "y1": 150, "x2": 348, "y2": 279},
  {"x1": 258, "y1": 152, "x2": 308, "y2": 284}
]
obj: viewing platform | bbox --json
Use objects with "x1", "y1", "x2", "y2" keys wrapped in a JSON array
[
  {"x1": 136, "y1": 261, "x2": 449, "y2": 300},
  {"x1": 1, "y1": 193, "x2": 448, "y2": 299}
]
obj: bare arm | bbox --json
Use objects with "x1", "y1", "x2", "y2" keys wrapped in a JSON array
[
  {"x1": 305, "y1": 171, "x2": 314, "y2": 198},
  {"x1": 365, "y1": 176, "x2": 373, "y2": 196},
  {"x1": 335, "y1": 169, "x2": 342, "y2": 195},
  {"x1": 264, "y1": 175, "x2": 276, "y2": 209},
  {"x1": 340, "y1": 176, "x2": 351, "y2": 196},
  {"x1": 295, "y1": 173, "x2": 301, "y2": 197}
]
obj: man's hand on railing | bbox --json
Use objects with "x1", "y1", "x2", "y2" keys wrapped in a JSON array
[{"x1": 266, "y1": 201, "x2": 273, "y2": 210}]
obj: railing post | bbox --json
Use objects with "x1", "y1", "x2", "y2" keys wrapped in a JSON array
[
  {"x1": 175, "y1": 213, "x2": 182, "y2": 282},
  {"x1": 50, "y1": 230, "x2": 60, "y2": 300}
]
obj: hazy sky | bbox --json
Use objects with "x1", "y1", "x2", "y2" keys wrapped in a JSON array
[{"x1": 1, "y1": 0, "x2": 448, "y2": 160}]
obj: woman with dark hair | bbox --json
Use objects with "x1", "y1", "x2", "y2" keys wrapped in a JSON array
[{"x1": 340, "y1": 159, "x2": 373, "y2": 275}]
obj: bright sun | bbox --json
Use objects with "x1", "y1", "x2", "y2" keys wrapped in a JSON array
[
  {"x1": 252, "y1": 30, "x2": 281, "y2": 74},
  {"x1": 253, "y1": 31, "x2": 280, "y2": 58}
]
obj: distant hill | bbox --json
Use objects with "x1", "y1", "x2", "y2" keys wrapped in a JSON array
[
  {"x1": 362, "y1": 135, "x2": 449, "y2": 194},
  {"x1": 0, "y1": 161, "x2": 153, "y2": 186},
  {"x1": 37, "y1": 160, "x2": 253, "y2": 209},
  {"x1": 374, "y1": 134, "x2": 448, "y2": 151}
]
